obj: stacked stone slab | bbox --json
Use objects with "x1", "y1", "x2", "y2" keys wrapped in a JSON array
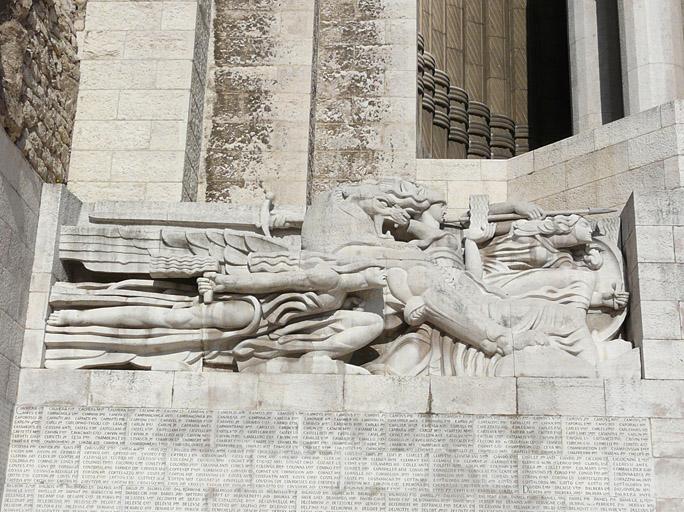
[
  {"x1": 67, "y1": 0, "x2": 201, "y2": 202},
  {"x1": 205, "y1": 0, "x2": 315, "y2": 206}
]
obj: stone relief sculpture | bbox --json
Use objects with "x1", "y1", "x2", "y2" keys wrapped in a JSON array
[{"x1": 44, "y1": 178, "x2": 637, "y2": 377}]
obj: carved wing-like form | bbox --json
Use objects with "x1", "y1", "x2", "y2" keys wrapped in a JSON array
[{"x1": 59, "y1": 226, "x2": 290, "y2": 277}]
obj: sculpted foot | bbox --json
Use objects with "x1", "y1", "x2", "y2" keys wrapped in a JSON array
[{"x1": 47, "y1": 311, "x2": 74, "y2": 327}]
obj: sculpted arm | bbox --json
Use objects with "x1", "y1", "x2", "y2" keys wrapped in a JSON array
[{"x1": 202, "y1": 267, "x2": 341, "y2": 295}]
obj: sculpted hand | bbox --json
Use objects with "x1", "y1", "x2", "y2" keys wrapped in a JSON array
[
  {"x1": 464, "y1": 223, "x2": 495, "y2": 244},
  {"x1": 602, "y1": 284, "x2": 629, "y2": 310},
  {"x1": 513, "y1": 201, "x2": 545, "y2": 219},
  {"x1": 197, "y1": 273, "x2": 217, "y2": 302},
  {"x1": 388, "y1": 207, "x2": 411, "y2": 228}
]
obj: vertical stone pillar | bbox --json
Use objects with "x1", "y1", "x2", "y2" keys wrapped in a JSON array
[
  {"x1": 567, "y1": 0, "x2": 603, "y2": 133},
  {"x1": 619, "y1": 0, "x2": 684, "y2": 114},
  {"x1": 511, "y1": 0, "x2": 528, "y2": 154},
  {"x1": 68, "y1": 0, "x2": 204, "y2": 202}
]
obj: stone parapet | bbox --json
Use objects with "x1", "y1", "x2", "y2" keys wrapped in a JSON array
[{"x1": 14, "y1": 369, "x2": 684, "y2": 419}]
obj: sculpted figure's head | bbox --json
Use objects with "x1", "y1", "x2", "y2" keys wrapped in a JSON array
[
  {"x1": 512, "y1": 215, "x2": 595, "y2": 247},
  {"x1": 339, "y1": 178, "x2": 446, "y2": 236}
]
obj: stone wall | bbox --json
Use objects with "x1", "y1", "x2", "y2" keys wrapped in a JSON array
[
  {"x1": 205, "y1": 0, "x2": 315, "y2": 205},
  {"x1": 5, "y1": 369, "x2": 684, "y2": 510},
  {"x1": 309, "y1": 0, "x2": 416, "y2": 197},
  {"x1": 622, "y1": 188, "x2": 684, "y2": 380},
  {"x1": 0, "y1": 130, "x2": 42, "y2": 500},
  {"x1": 67, "y1": 0, "x2": 202, "y2": 202},
  {"x1": 0, "y1": 0, "x2": 80, "y2": 183},
  {"x1": 507, "y1": 101, "x2": 684, "y2": 211}
]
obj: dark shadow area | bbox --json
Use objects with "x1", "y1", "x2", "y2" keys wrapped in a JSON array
[
  {"x1": 597, "y1": 0, "x2": 624, "y2": 124},
  {"x1": 527, "y1": 0, "x2": 573, "y2": 149}
]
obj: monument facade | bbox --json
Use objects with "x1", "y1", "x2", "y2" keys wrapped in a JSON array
[{"x1": 0, "y1": 0, "x2": 684, "y2": 511}]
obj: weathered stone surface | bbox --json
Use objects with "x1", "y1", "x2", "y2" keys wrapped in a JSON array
[
  {"x1": 651, "y1": 419, "x2": 684, "y2": 457},
  {"x1": 655, "y1": 458, "x2": 684, "y2": 499},
  {"x1": 606, "y1": 379, "x2": 684, "y2": 418},
  {"x1": 344, "y1": 376, "x2": 429, "y2": 413},
  {"x1": 430, "y1": 377, "x2": 516, "y2": 415},
  {"x1": 0, "y1": 0, "x2": 79, "y2": 183},
  {"x1": 517, "y1": 378, "x2": 606, "y2": 416}
]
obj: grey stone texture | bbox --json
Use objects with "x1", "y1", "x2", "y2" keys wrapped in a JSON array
[
  {"x1": 621, "y1": 188, "x2": 684, "y2": 379},
  {"x1": 310, "y1": 0, "x2": 416, "y2": 197},
  {"x1": 0, "y1": 129, "x2": 42, "y2": 500},
  {"x1": 508, "y1": 102, "x2": 684, "y2": 212},
  {"x1": 68, "y1": 0, "x2": 204, "y2": 202},
  {"x1": 0, "y1": 0, "x2": 80, "y2": 183},
  {"x1": 205, "y1": 0, "x2": 315, "y2": 205}
]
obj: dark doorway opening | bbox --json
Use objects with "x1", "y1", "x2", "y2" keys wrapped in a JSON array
[
  {"x1": 527, "y1": 0, "x2": 573, "y2": 150},
  {"x1": 597, "y1": 0, "x2": 625, "y2": 124}
]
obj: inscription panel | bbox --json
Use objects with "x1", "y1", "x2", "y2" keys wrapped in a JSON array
[{"x1": 3, "y1": 407, "x2": 656, "y2": 511}]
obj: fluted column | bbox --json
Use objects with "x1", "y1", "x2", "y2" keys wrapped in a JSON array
[
  {"x1": 567, "y1": 0, "x2": 603, "y2": 132},
  {"x1": 618, "y1": 0, "x2": 684, "y2": 114}
]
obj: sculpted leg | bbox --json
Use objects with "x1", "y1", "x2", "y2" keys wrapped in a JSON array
[
  {"x1": 387, "y1": 267, "x2": 511, "y2": 356},
  {"x1": 48, "y1": 306, "x2": 204, "y2": 329}
]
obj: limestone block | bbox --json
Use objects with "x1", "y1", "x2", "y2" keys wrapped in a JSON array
[
  {"x1": 20, "y1": 330, "x2": 44, "y2": 369},
  {"x1": 517, "y1": 378, "x2": 606, "y2": 416},
  {"x1": 17, "y1": 369, "x2": 90, "y2": 406},
  {"x1": 605, "y1": 379, "x2": 684, "y2": 417},
  {"x1": 507, "y1": 150, "x2": 534, "y2": 180},
  {"x1": 480, "y1": 160, "x2": 507, "y2": 181},
  {"x1": 279, "y1": 10, "x2": 315, "y2": 40},
  {"x1": 627, "y1": 126, "x2": 678, "y2": 170},
  {"x1": 74, "y1": 90, "x2": 120, "y2": 120},
  {"x1": 150, "y1": 121, "x2": 188, "y2": 150},
  {"x1": 68, "y1": 150, "x2": 113, "y2": 182},
  {"x1": 565, "y1": 144, "x2": 629, "y2": 188},
  {"x1": 172, "y1": 372, "x2": 258, "y2": 410},
  {"x1": 28, "y1": 273, "x2": 52, "y2": 293},
  {"x1": 507, "y1": 163, "x2": 566, "y2": 201},
  {"x1": 664, "y1": 156, "x2": 684, "y2": 189},
  {"x1": 124, "y1": 31, "x2": 195, "y2": 60},
  {"x1": 256, "y1": 374, "x2": 343, "y2": 412},
  {"x1": 117, "y1": 90, "x2": 190, "y2": 121},
  {"x1": 86, "y1": 3, "x2": 163, "y2": 31},
  {"x1": 88, "y1": 370, "x2": 173, "y2": 407},
  {"x1": 655, "y1": 458, "x2": 684, "y2": 498},
  {"x1": 533, "y1": 130, "x2": 595, "y2": 171},
  {"x1": 155, "y1": 60, "x2": 193, "y2": 89},
  {"x1": 635, "y1": 226, "x2": 676, "y2": 263},
  {"x1": 638, "y1": 302, "x2": 683, "y2": 340},
  {"x1": 595, "y1": 162, "x2": 666, "y2": 209},
  {"x1": 23, "y1": 292, "x2": 48, "y2": 330},
  {"x1": 80, "y1": 31, "x2": 126, "y2": 60},
  {"x1": 68, "y1": 182, "x2": 147, "y2": 202},
  {"x1": 144, "y1": 182, "x2": 183, "y2": 201},
  {"x1": 80, "y1": 60, "x2": 158, "y2": 90},
  {"x1": 674, "y1": 227, "x2": 684, "y2": 263},
  {"x1": 429, "y1": 377, "x2": 516, "y2": 415},
  {"x1": 110, "y1": 151, "x2": 184, "y2": 182},
  {"x1": 638, "y1": 266, "x2": 684, "y2": 301},
  {"x1": 483, "y1": 181, "x2": 507, "y2": 203},
  {"x1": 651, "y1": 419, "x2": 684, "y2": 457},
  {"x1": 72, "y1": 120, "x2": 151, "y2": 150},
  {"x1": 658, "y1": 499, "x2": 684, "y2": 512},
  {"x1": 161, "y1": 2, "x2": 198, "y2": 30},
  {"x1": 446, "y1": 180, "x2": 485, "y2": 209},
  {"x1": 343, "y1": 376, "x2": 429, "y2": 413},
  {"x1": 510, "y1": 347, "x2": 598, "y2": 378},
  {"x1": 660, "y1": 99, "x2": 684, "y2": 126},
  {"x1": 595, "y1": 105, "x2": 663, "y2": 150},
  {"x1": 643, "y1": 340, "x2": 684, "y2": 379}
]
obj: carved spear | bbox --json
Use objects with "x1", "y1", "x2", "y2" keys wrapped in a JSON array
[{"x1": 442, "y1": 207, "x2": 617, "y2": 228}]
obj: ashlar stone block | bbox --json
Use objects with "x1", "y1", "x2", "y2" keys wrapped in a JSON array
[
  {"x1": 430, "y1": 377, "x2": 516, "y2": 415},
  {"x1": 517, "y1": 378, "x2": 606, "y2": 416}
]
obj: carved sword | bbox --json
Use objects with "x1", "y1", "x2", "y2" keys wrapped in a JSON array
[{"x1": 443, "y1": 207, "x2": 617, "y2": 228}]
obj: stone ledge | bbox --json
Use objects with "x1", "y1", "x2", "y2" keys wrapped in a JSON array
[{"x1": 16, "y1": 369, "x2": 684, "y2": 417}]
